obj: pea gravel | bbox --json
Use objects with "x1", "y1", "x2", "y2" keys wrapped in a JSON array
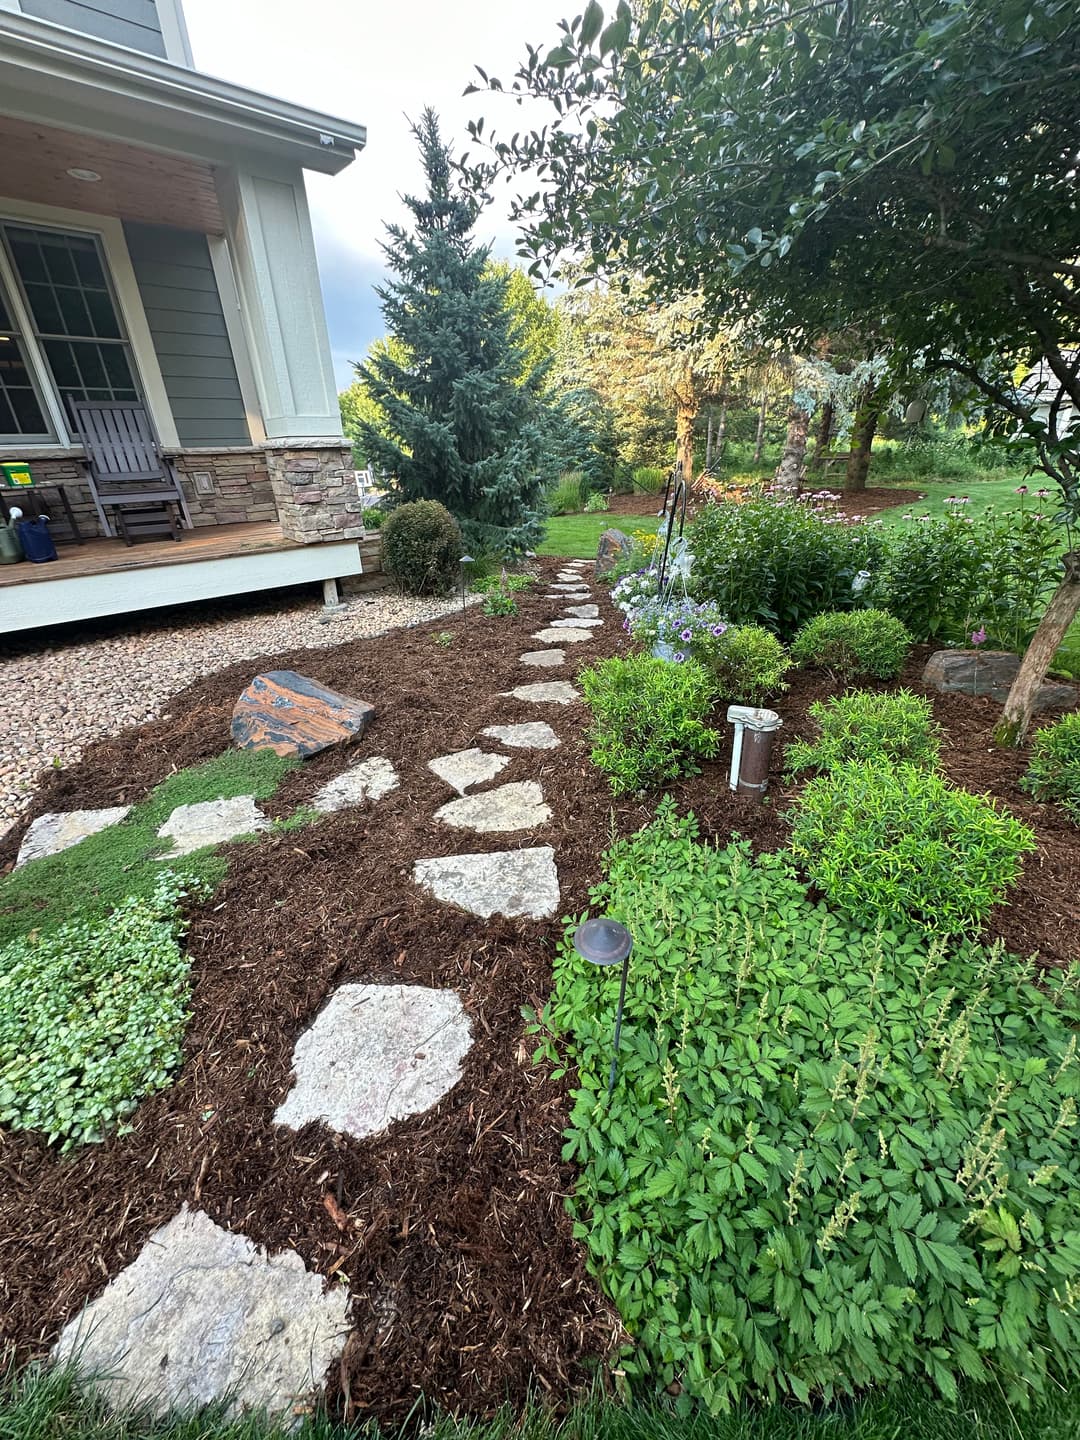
[{"x1": 0, "y1": 586, "x2": 472, "y2": 840}]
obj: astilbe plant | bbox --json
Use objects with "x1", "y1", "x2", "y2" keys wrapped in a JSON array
[{"x1": 537, "y1": 802, "x2": 1080, "y2": 1414}]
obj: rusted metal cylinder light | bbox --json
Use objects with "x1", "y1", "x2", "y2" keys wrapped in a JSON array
[
  {"x1": 727, "y1": 705, "x2": 783, "y2": 799},
  {"x1": 573, "y1": 917, "x2": 633, "y2": 1097}
]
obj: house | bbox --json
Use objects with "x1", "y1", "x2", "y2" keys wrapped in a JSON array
[{"x1": 0, "y1": 0, "x2": 372, "y2": 634}]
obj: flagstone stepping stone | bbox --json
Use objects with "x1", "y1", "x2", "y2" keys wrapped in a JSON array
[
  {"x1": 52, "y1": 1205, "x2": 349, "y2": 1419},
  {"x1": 521, "y1": 648, "x2": 565, "y2": 667},
  {"x1": 15, "y1": 806, "x2": 131, "y2": 868},
  {"x1": 157, "y1": 795, "x2": 269, "y2": 857},
  {"x1": 544, "y1": 592, "x2": 589, "y2": 600},
  {"x1": 550, "y1": 583, "x2": 591, "y2": 592},
  {"x1": 414, "y1": 846, "x2": 559, "y2": 919},
  {"x1": 549, "y1": 616, "x2": 603, "y2": 628},
  {"x1": 428, "y1": 747, "x2": 510, "y2": 795},
  {"x1": 481, "y1": 721, "x2": 561, "y2": 749},
  {"x1": 556, "y1": 572, "x2": 585, "y2": 582},
  {"x1": 501, "y1": 681, "x2": 580, "y2": 704},
  {"x1": 532, "y1": 626, "x2": 593, "y2": 644},
  {"x1": 563, "y1": 604, "x2": 600, "y2": 618},
  {"x1": 231, "y1": 670, "x2": 375, "y2": 758},
  {"x1": 275, "y1": 983, "x2": 471, "y2": 1140},
  {"x1": 311, "y1": 756, "x2": 399, "y2": 813},
  {"x1": 435, "y1": 780, "x2": 551, "y2": 833}
]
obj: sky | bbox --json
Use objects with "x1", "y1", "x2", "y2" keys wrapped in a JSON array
[{"x1": 183, "y1": 0, "x2": 573, "y2": 391}]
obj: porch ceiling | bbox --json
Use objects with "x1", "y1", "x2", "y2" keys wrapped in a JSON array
[{"x1": 0, "y1": 114, "x2": 222, "y2": 233}]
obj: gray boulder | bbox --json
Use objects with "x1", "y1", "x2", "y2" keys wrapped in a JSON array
[
  {"x1": 595, "y1": 527, "x2": 634, "y2": 579},
  {"x1": 922, "y1": 650, "x2": 1076, "y2": 710}
]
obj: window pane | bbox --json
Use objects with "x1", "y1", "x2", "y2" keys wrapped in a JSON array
[
  {"x1": 10, "y1": 385, "x2": 47, "y2": 432},
  {"x1": 101, "y1": 345, "x2": 135, "y2": 389},
  {"x1": 57, "y1": 287, "x2": 93, "y2": 338},
  {"x1": 8, "y1": 234, "x2": 46, "y2": 284},
  {"x1": 0, "y1": 392, "x2": 14, "y2": 434},
  {"x1": 0, "y1": 333, "x2": 49, "y2": 437},
  {"x1": 42, "y1": 339, "x2": 80, "y2": 390},
  {"x1": 41, "y1": 238, "x2": 78, "y2": 287},
  {"x1": 23, "y1": 282, "x2": 63, "y2": 335},
  {"x1": 0, "y1": 289, "x2": 10, "y2": 330},
  {"x1": 73, "y1": 243, "x2": 107, "y2": 287},
  {"x1": 85, "y1": 288, "x2": 122, "y2": 339}
]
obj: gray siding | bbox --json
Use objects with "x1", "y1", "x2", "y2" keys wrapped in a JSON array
[
  {"x1": 21, "y1": 0, "x2": 167, "y2": 56},
  {"x1": 124, "y1": 222, "x2": 252, "y2": 449}
]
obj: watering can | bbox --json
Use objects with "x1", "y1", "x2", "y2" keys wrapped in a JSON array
[{"x1": 0, "y1": 506, "x2": 24, "y2": 564}]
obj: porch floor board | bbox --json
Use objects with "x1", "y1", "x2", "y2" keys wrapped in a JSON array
[{"x1": 0, "y1": 522, "x2": 296, "y2": 589}]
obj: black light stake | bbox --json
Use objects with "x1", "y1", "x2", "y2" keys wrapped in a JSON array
[
  {"x1": 459, "y1": 554, "x2": 474, "y2": 618},
  {"x1": 573, "y1": 917, "x2": 633, "y2": 1097}
]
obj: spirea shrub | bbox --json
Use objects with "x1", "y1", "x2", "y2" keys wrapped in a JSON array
[
  {"x1": 786, "y1": 690, "x2": 941, "y2": 774},
  {"x1": 540, "y1": 803, "x2": 1080, "y2": 1413},
  {"x1": 579, "y1": 654, "x2": 720, "y2": 795},
  {"x1": 0, "y1": 875, "x2": 197, "y2": 1149},
  {"x1": 381, "y1": 499, "x2": 462, "y2": 596},
  {"x1": 791, "y1": 610, "x2": 913, "y2": 681},
  {"x1": 1022, "y1": 710, "x2": 1080, "y2": 824},
  {"x1": 790, "y1": 762, "x2": 1036, "y2": 934}
]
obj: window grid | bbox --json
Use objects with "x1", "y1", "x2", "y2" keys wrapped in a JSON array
[{"x1": 0, "y1": 274, "x2": 52, "y2": 443}]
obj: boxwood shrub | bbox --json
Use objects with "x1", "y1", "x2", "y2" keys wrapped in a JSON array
[
  {"x1": 791, "y1": 610, "x2": 913, "y2": 682},
  {"x1": 541, "y1": 803, "x2": 1080, "y2": 1414},
  {"x1": 790, "y1": 762, "x2": 1036, "y2": 934},
  {"x1": 381, "y1": 499, "x2": 462, "y2": 597}
]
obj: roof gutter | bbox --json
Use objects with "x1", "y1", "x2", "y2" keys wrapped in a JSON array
[{"x1": 0, "y1": 11, "x2": 366, "y2": 173}]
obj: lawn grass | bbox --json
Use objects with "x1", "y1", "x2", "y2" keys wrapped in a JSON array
[
  {"x1": 540, "y1": 511, "x2": 661, "y2": 558},
  {"x1": 868, "y1": 476, "x2": 1038, "y2": 527},
  {"x1": 0, "y1": 749, "x2": 295, "y2": 946},
  {"x1": 3, "y1": 1364, "x2": 1077, "y2": 1440}
]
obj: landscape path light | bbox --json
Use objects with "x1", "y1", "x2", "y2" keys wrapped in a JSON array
[
  {"x1": 459, "y1": 554, "x2": 474, "y2": 618},
  {"x1": 573, "y1": 917, "x2": 633, "y2": 1097}
]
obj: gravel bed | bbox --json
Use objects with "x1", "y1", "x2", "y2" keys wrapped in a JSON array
[{"x1": 0, "y1": 585, "x2": 473, "y2": 839}]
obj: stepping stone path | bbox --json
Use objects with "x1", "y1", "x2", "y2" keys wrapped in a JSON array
[
  {"x1": 563, "y1": 604, "x2": 599, "y2": 619},
  {"x1": 311, "y1": 756, "x2": 399, "y2": 813},
  {"x1": 549, "y1": 617, "x2": 602, "y2": 629},
  {"x1": 53, "y1": 1206, "x2": 350, "y2": 1419},
  {"x1": 232, "y1": 670, "x2": 375, "y2": 758},
  {"x1": 435, "y1": 781, "x2": 551, "y2": 834},
  {"x1": 413, "y1": 847, "x2": 560, "y2": 919},
  {"x1": 428, "y1": 748, "x2": 510, "y2": 795},
  {"x1": 521, "y1": 649, "x2": 565, "y2": 667},
  {"x1": 481, "y1": 721, "x2": 560, "y2": 749},
  {"x1": 555, "y1": 572, "x2": 582, "y2": 582},
  {"x1": 157, "y1": 795, "x2": 270, "y2": 858},
  {"x1": 532, "y1": 626, "x2": 593, "y2": 644},
  {"x1": 502, "y1": 680, "x2": 580, "y2": 704},
  {"x1": 15, "y1": 805, "x2": 131, "y2": 868},
  {"x1": 275, "y1": 984, "x2": 472, "y2": 1140},
  {"x1": 550, "y1": 582, "x2": 590, "y2": 592}
]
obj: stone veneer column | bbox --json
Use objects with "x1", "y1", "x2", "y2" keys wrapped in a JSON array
[{"x1": 265, "y1": 444, "x2": 362, "y2": 544}]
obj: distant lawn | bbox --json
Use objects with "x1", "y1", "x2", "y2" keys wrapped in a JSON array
[
  {"x1": 540, "y1": 511, "x2": 660, "y2": 558},
  {"x1": 869, "y1": 476, "x2": 1039, "y2": 527}
]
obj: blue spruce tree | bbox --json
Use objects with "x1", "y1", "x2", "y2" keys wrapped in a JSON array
[{"x1": 357, "y1": 109, "x2": 552, "y2": 556}]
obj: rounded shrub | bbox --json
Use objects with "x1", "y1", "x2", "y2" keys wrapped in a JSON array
[
  {"x1": 786, "y1": 689, "x2": 941, "y2": 774},
  {"x1": 710, "y1": 624, "x2": 790, "y2": 704},
  {"x1": 380, "y1": 499, "x2": 462, "y2": 597},
  {"x1": 790, "y1": 761, "x2": 1036, "y2": 934},
  {"x1": 791, "y1": 609, "x2": 913, "y2": 681},
  {"x1": 1022, "y1": 710, "x2": 1080, "y2": 824},
  {"x1": 547, "y1": 803, "x2": 1080, "y2": 1414}
]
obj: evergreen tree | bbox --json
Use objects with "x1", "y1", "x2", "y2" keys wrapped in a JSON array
[{"x1": 356, "y1": 110, "x2": 552, "y2": 556}]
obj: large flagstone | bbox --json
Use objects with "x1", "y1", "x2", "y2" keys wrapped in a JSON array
[
  {"x1": 434, "y1": 781, "x2": 550, "y2": 833},
  {"x1": 16, "y1": 806, "x2": 131, "y2": 868},
  {"x1": 413, "y1": 847, "x2": 559, "y2": 919}
]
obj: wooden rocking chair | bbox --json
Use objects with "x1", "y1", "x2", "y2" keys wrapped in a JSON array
[{"x1": 68, "y1": 398, "x2": 192, "y2": 544}]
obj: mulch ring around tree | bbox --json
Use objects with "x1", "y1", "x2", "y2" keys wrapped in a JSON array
[{"x1": 1, "y1": 558, "x2": 1078, "y2": 1424}]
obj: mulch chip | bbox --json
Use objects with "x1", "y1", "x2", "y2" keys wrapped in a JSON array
[{"x1": 1, "y1": 557, "x2": 1076, "y2": 1423}]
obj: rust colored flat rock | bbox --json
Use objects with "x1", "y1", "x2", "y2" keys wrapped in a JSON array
[{"x1": 231, "y1": 670, "x2": 375, "y2": 758}]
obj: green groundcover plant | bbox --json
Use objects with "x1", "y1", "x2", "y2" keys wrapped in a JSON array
[
  {"x1": 791, "y1": 763, "x2": 1036, "y2": 935},
  {"x1": 786, "y1": 692, "x2": 941, "y2": 776},
  {"x1": 790, "y1": 611, "x2": 912, "y2": 683},
  {"x1": 1022, "y1": 711, "x2": 1080, "y2": 824},
  {"x1": 540, "y1": 803, "x2": 1080, "y2": 1415},
  {"x1": 580, "y1": 655, "x2": 720, "y2": 795},
  {"x1": 0, "y1": 874, "x2": 199, "y2": 1149}
]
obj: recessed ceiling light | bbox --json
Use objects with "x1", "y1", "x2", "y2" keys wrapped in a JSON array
[{"x1": 66, "y1": 167, "x2": 102, "y2": 182}]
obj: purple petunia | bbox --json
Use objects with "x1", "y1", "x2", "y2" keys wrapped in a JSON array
[
  {"x1": 680, "y1": 628, "x2": 693, "y2": 641},
  {"x1": 711, "y1": 623, "x2": 727, "y2": 637},
  {"x1": 673, "y1": 651, "x2": 686, "y2": 663}
]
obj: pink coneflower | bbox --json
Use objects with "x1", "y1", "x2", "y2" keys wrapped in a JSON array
[{"x1": 972, "y1": 627, "x2": 987, "y2": 647}]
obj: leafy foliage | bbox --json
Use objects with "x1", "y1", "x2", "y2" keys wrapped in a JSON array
[
  {"x1": 627, "y1": 599, "x2": 789, "y2": 704},
  {"x1": 481, "y1": 588, "x2": 518, "y2": 617},
  {"x1": 356, "y1": 110, "x2": 553, "y2": 556},
  {"x1": 786, "y1": 691, "x2": 941, "y2": 775},
  {"x1": 632, "y1": 466, "x2": 667, "y2": 495},
  {"x1": 868, "y1": 512, "x2": 985, "y2": 642},
  {"x1": 791, "y1": 763, "x2": 1036, "y2": 934},
  {"x1": 1022, "y1": 711, "x2": 1080, "y2": 825},
  {"x1": 0, "y1": 875, "x2": 198, "y2": 1149},
  {"x1": 579, "y1": 655, "x2": 720, "y2": 795},
  {"x1": 542, "y1": 804, "x2": 1080, "y2": 1413},
  {"x1": 549, "y1": 471, "x2": 588, "y2": 515},
  {"x1": 584, "y1": 491, "x2": 608, "y2": 513},
  {"x1": 791, "y1": 611, "x2": 913, "y2": 682},
  {"x1": 381, "y1": 499, "x2": 463, "y2": 597},
  {"x1": 689, "y1": 499, "x2": 887, "y2": 639}
]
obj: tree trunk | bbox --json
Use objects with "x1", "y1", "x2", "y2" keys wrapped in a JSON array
[
  {"x1": 676, "y1": 403, "x2": 696, "y2": 486},
  {"x1": 715, "y1": 400, "x2": 728, "y2": 467},
  {"x1": 994, "y1": 552, "x2": 1080, "y2": 746},
  {"x1": 774, "y1": 403, "x2": 810, "y2": 491},
  {"x1": 705, "y1": 413, "x2": 714, "y2": 472},
  {"x1": 845, "y1": 380, "x2": 886, "y2": 492},
  {"x1": 812, "y1": 400, "x2": 835, "y2": 468},
  {"x1": 753, "y1": 392, "x2": 768, "y2": 465}
]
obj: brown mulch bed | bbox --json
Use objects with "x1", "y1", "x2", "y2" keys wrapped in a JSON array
[
  {"x1": 599, "y1": 484, "x2": 926, "y2": 523},
  {"x1": 1, "y1": 557, "x2": 1078, "y2": 1423}
]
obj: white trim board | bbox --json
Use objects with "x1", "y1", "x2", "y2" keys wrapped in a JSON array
[{"x1": 0, "y1": 540, "x2": 364, "y2": 633}]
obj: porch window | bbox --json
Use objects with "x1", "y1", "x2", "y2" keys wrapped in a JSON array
[
  {"x1": 0, "y1": 224, "x2": 139, "y2": 421},
  {"x1": 0, "y1": 280, "x2": 52, "y2": 443}
]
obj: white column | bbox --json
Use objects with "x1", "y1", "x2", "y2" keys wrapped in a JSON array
[{"x1": 217, "y1": 164, "x2": 344, "y2": 442}]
